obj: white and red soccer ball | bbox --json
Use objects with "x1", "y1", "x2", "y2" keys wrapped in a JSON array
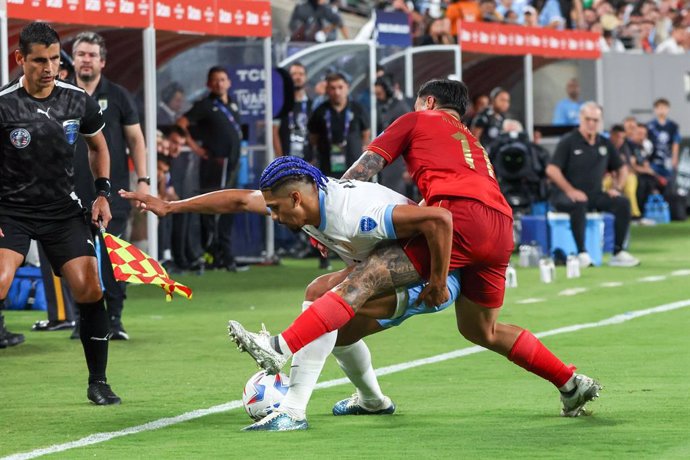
[{"x1": 241, "y1": 370, "x2": 290, "y2": 420}]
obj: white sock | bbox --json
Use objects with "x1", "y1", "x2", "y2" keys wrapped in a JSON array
[
  {"x1": 559, "y1": 374, "x2": 577, "y2": 393},
  {"x1": 332, "y1": 340, "x2": 386, "y2": 407},
  {"x1": 279, "y1": 302, "x2": 336, "y2": 420}
]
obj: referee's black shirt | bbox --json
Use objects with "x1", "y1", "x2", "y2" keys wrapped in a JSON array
[{"x1": 0, "y1": 77, "x2": 104, "y2": 219}]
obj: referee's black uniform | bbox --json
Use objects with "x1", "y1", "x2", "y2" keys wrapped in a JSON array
[{"x1": 0, "y1": 74, "x2": 119, "y2": 401}]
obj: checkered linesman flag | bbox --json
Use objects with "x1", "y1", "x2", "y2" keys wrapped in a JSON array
[{"x1": 103, "y1": 232, "x2": 192, "y2": 301}]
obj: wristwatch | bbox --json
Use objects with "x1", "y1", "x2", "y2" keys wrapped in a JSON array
[{"x1": 137, "y1": 176, "x2": 151, "y2": 185}]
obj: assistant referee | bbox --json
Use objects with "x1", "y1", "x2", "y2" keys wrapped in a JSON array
[{"x1": 0, "y1": 23, "x2": 121, "y2": 405}]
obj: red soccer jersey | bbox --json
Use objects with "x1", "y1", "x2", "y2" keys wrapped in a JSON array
[{"x1": 368, "y1": 110, "x2": 512, "y2": 218}]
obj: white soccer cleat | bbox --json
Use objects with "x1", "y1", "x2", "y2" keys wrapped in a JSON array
[
  {"x1": 577, "y1": 252, "x2": 593, "y2": 268},
  {"x1": 560, "y1": 373, "x2": 602, "y2": 417},
  {"x1": 608, "y1": 250, "x2": 640, "y2": 267},
  {"x1": 227, "y1": 320, "x2": 288, "y2": 375}
]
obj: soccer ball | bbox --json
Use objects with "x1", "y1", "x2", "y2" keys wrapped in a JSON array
[{"x1": 241, "y1": 370, "x2": 290, "y2": 421}]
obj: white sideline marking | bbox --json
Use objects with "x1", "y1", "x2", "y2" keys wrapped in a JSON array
[
  {"x1": 671, "y1": 269, "x2": 690, "y2": 277},
  {"x1": 600, "y1": 282, "x2": 623, "y2": 288},
  {"x1": 638, "y1": 276, "x2": 667, "y2": 283},
  {"x1": 4, "y1": 299, "x2": 690, "y2": 460},
  {"x1": 515, "y1": 298, "x2": 546, "y2": 304},
  {"x1": 558, "y1": 288, "x2": 588, "y2": 297}
]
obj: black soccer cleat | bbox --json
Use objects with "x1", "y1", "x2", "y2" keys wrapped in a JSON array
[
  {"x1": 87, "y1": 381, "x2": 122, "y2": 405},
  {"x1": 109, "y1": 325, "x2": 130, "y2": 341},
  {"x1": 0, "y1": 325, "x2": 25, "y2": 349}
]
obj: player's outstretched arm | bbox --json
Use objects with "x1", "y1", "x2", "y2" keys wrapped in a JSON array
[
  {"x1": 118, "y1": 189, "x2": 269, "y2": 218},
  {"x1": 341, "y1": 151, "x2": 387, "y2": 182},
  {"x1": 391, "y1": 205, "x2": 453, "y2": 307}
]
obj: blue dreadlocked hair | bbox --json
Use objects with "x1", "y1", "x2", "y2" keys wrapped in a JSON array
[{"x1": 259, "y1": 156, "x2": 329, "y2": 192}]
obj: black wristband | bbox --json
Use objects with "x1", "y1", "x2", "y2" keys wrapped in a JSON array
[
  {"x1": 137, "y1": 176, "x2": 151, "y2": 185},
  {"x1": 94, "y1": 177, "x2": 111, "y2": 198}
]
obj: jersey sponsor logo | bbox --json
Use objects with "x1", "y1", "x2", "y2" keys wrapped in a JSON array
[
  {"x1": 573, "y1": 149, "x2": 583, "y2": 155},
  {"x1": 36, "y1": 107, "x2": 52, "y2": 119},
  {"x1": 359, "y1": 216, "x2": 378, "y2": 233},
  {"x1": 98, "y1": 98, "x2": 108, "y2": 111},
  {"x1": 62, "y1": 119, "x2": 81, "y2": 145},
  {"x1": 598, "y1": 146, "x2": 607, "y2": 156},
  {"x1": 9, "y1": 128, "x2": 31, "y2": 149}
]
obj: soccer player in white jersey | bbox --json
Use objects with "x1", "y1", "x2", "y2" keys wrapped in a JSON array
[{"x1": 121, "y1": 156, "x2": 459, "y2": 431}]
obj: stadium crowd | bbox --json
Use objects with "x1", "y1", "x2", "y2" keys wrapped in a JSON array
[{"x1": 290, "y1": 0, "x2": 690, "y2": 53}]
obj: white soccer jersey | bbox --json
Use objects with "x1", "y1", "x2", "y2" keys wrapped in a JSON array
[{"x1": 302, "y1": 178, "x2": 415, "y2": 265}]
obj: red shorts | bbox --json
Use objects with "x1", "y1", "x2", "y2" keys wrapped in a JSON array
[{"x1": 402, "y1": 198, "x2": 514, "y2": 308}]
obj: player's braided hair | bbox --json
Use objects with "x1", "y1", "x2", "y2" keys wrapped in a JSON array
[{"x1": 259, "y1": 156, "x2": 328, "y2": 192}]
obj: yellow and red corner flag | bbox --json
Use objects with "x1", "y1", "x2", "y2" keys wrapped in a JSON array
[{"x1": 103, "y1": 232, "x2": 192, "y2": 301}]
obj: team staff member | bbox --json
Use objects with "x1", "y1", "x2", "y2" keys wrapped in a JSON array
[
  {"x1": 307, "y1": 72, "x2": 370, "y2": 178},
  {"x1": 547, "y1": 102, "x2": 640, "y2": 268},
  {"x1": 71, "y1": 31, "x2": 150, "y2": 340},
  {"x1": 273, "y1": 62, "x2": 313, "y2": 160},
  {"x1": 470, "y1": 86, "x2": 510, "y2": 152},
  {"x1": 178, "y1": 66, "x2": 245, "y2": 272},
  {"x1": 0, "y1": 23, "x2": 120, "y2": 404}
]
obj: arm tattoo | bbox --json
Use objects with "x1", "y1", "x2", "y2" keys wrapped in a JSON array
[
  {"x1": 334, "y1": 243, "x2": 421, "y2": 311},
  {"x1": 342, "y1": 152, "x2": 387, "y2": 182}
]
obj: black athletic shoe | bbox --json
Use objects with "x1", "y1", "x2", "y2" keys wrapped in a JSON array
[
  {"x1": 70, "y1": 323, "x2": 80, "y2": 340},
  {"x1": 87, "y1": 381, "x2": 122, "y2": 405},
  {"x1": 32, "y1": 319, "x2": 76, "y2": 331},
  {"x1": 0, "y1": 326, "x2": 25, "y2": 349},
  {"x1": 109, "y1": 326, "x2": 130, "y2": 341}
]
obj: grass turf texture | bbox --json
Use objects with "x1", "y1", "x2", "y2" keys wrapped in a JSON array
[{"x1": 1, "y1": 221, "x2": 689, "y2": 459}]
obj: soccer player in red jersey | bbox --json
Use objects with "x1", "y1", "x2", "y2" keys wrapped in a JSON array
[{"x1": 229, "y1": 79, "x2": 601, "y2": 417}]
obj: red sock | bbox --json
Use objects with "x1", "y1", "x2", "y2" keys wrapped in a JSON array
[
  {"x1": 281, "y1": 291, "x2": 355, "y2": 353},
  {"x1": 508, "y1": 330, "x2": 574, "y2": 388}
]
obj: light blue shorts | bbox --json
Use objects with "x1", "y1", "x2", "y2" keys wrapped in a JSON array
[{"x1": 377, "y1": 269, "x2": 461, "y2": 328}]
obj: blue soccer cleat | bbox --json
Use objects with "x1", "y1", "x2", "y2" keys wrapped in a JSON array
[
  {"x1": 241, "y1": 412, "x2": 309, "y2": 432},
  {"x1": 332, "y1": 393, "x2": 396, "y2": 416}
]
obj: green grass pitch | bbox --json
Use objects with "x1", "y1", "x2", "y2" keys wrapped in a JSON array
[{"x1": 1, "y1": 222, "x2": 689, "y2": 459}]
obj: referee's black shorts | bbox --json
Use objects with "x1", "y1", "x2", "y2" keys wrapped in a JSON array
[{"x1": 0, "y1": 214, "x2": 96, "y2": 275}]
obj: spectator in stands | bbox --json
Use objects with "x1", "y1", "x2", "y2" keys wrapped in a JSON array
[
  {"x1": 552, "y1": 78, "x2": 582, "y2": 126},
  {"x1": 539, "y1": 0, "x2": 566, "y2": 28},
  {"x1": 523, "y1": 5, "x2": 539, "y2": 26},
  {"x1": 497, "y1": 0, "x2": 528, "y2": 24},
  {"x1": 178, "y1": 66, "x2": 246, "y2": 272},
  {"x1": 417, "y1": 17, "x2": 455, "y2": 45},
  {"x1": 307, "y1": 72, "x2": 370, "y2": 179},
  {"x1": 655, "y1": 22, "x2": 687, "y2": 53},
  {"x1": 604, "y1": 124, "x2": 641, "y2": 219},
  {"x1": 471, "y1": 86, "x2": 510, "y2": 151},
  {"x1": 647, "y1": 98, "x2": 680, "y2": 180},
  {"x1": 546, "y1": 102, "x2": 639, "y2": 268},
  {"x1": 375, "y1": 76, "x2": 413, "y2": 197},
  {"x1": 630, "y1": 122, "x2": 665, "y2": 215},
  {"x1": 274, "y1": 62, "x2": 314, "y2": 160},
  {"x1": 479, "y1": 0, "x2": 504, "y2": 22},
  {"x1": 158, "y1": 82, "x2": 185, "y2": 127},
  {"x1": 446, "y1": 0, "x2": 482, "y2": 32},
  {"x1": 289, "y1": 0, "x2": 349, "y2": 43}
]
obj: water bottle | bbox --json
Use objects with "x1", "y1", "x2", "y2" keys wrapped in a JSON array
[
  {"x1": 566, "y1": 254, "x2": 581, "y2": 279},
  {"x1": 528, "y1": 242, "x2": 542, "y2": 267},
  {"x1": 505, "y1": 265, "x2": 518, "y2": 288},
  {"x1": 518, "y1": 245, "x2": 531, "y2": 268},
  {"x1": 539, "y1": 257, "x2": 556, "y2": 283}
]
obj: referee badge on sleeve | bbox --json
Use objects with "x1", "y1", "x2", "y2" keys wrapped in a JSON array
[
  {"x1": 10, "y1": 128, "x2": 31, "y2": 149},
  {"x1": 62, "y1": 119, "x2": 80, "y2": 145}
]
